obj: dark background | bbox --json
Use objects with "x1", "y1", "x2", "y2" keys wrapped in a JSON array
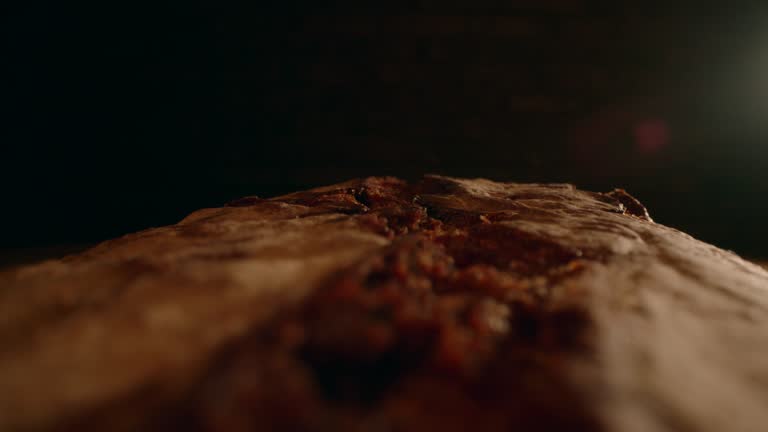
[{"x1": 3, "y1": 2, "x2": 768, "y2": 260}]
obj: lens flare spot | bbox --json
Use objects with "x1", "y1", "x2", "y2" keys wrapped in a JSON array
[{"x1": 633, "y1": 119, "x2": 668, "y2": 154}]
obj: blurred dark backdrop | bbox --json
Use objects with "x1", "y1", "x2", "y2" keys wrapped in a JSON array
[{"x1": 3, "y1": 2, "x2": 768, "y2": 258}]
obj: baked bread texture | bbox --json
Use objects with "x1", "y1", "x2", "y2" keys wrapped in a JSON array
[{"x1": 1, "y1": 175, "x2": 767, "y2": 432}]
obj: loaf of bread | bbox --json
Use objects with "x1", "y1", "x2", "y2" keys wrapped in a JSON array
[{"x1": 1, "y1": 175, "x2": 767, "y2": 431}]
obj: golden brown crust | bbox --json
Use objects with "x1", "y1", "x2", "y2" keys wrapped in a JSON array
[{"x1": 1, "y1": 176, "x2": 767, "y2": 432}]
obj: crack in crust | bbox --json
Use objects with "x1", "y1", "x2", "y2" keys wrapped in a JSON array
[{"x1": 152, "y1": 177, "x2": 622, "y2": 431}]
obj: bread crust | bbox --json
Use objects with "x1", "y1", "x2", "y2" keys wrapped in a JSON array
[{"x1": 1, "y1": 176, "x2": 767, "y2": 432}]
